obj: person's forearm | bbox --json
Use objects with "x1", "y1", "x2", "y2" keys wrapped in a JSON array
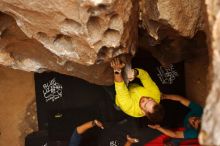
[
  {"x1": 76, "y1": 121, "x2": 94, "y2": 134},
  {"x1": 114, "y1": 72, "x2": 133, "y2": 114},
  {"x1": 157, "y1": 127, "x2": 176, "y2": 137},
  {"x1": 114, "y1": 73, "x2": 124, "y2": 82},
  {"x1": 156, "y1": 127, "x2": 183, "y2": 138},
  {"x1": 165, "y1": 94, "x2": 190, "y2": 107}
]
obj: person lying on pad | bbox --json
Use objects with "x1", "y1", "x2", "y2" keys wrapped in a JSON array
[
  {"x1": 68, "y1": 119, "x2": 139, "y2": 146},
  {"x1": 110, "y1": 57, "x2": 164, "y2": 124},
  {"x1": 148, "y1": 94, "x2": 202, "y2": 140},
  {"x1": 68, "y1": 119, "x2": 104, "y2": 146}
]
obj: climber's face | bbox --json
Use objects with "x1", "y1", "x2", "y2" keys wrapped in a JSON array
[{"x1": 140, "y1": 96, "x2": 157, "y2": 114}]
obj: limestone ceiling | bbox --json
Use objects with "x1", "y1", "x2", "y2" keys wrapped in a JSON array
[{"x1": 0, "y1": 0, "x2": 205, "y2": 84}]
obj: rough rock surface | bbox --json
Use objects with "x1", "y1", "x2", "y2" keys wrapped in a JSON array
[
  {"x1": 0, "y1": 66, "x2": 36, "y2": 146},
  {"x1": 0, "y1": 13, "x2": 113, "y2": 85},
  {"x1": 0, "y1": 0, "x2": 138, "y2": 85},
  {"x1": 199, "y1": 0, "x2": 220, "y2": 145},
  {"x1": 139, "y1": 0, "x2": 207, "y2": 66},
  {"x1": 0, "y1": 0, "x2": 208, "y2": 84},
  {"x1": 140, "y1": 0, "x2": 205, "y2": 41}
]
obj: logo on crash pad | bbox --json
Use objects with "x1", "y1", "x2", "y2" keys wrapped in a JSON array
[
  {"x1": 42, "y1": 78, "x2": 63, "y2": 102},
  {"x1": 110, "y1": 140, "x2": 119, "y2": 146},
  {"x1": 156, "y1": 64, "x2": 179, "y2": 84}
]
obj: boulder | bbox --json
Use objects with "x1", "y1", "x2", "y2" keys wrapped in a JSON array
[
  {"x1": 199, "y1": 0, "x2": 220, "y2": 145},
  {"x1": 0, "y1": 0, "x2": 139, "y2": 85},
  {"x1": 140, "y1": 0, "x2": 205, "y2": 41}
]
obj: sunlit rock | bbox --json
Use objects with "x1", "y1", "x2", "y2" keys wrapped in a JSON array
[
  {"x1": 0, "y1": 0, "x2": 139, "y2": 85},
  {"x1": 140, "y1": 0, "x2": 205, "y2": 40}
]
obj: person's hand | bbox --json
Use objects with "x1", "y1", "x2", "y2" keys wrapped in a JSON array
[
  {"x1": 148, "y1": 124, "x2": 160, "y2": 130},
  {"x1": 127, "y1": 69, "x2": 138, "y2": 82},
  {"x1": 126, "y1": 135, "x2": 139, "y2": 143},
  {"x1": 93, "y1": 119, "x2": 104, "y2": 129},
  {"x1": 110, "y1": 57, "x2": 125, "y2": 71}
]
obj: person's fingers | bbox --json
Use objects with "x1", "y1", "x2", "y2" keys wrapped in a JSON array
[
  {"x1": 110, "y1": 59, "x2": 115, "y2": 66},
  {"x1": 127, "y1": 135, "x2": 131, "y2": 139},
  {"x1": 128, "y1": 78, "x2": 134, "y2": 82},
  {"x1": 111, "y1": 59, "x2": 117, "y2": 68},
  {"x1": 133, "y1": 138, "x2": 139, "y2": 143},
  {"x1": 128, "y1": 69, "x2": 134, "y2": 77},
  {"x1": 115, "y1": 57, "x2": 120, "y2": 65},
  {"x1": 110, "y1": 61, "x2": 113, "y2": 67},
  {"x1": 115, "y1": 59, "x2": 119, "y2": 66},
  {"x1": 111, "y1": 57, "x2": 126, "y2": 69},
  {"x1": 127, "y1": 135, "x2": 139, "y2": 143},
  {"x1": 121, "y1": 62, "x2": 125, "y2": 68},
  {"x1": 112, "y1": 61, "x2": 115, "y2": 67},
  {"x1": 148, "y1": 125, "x2": 154, "y2": 128},
  {"x1": 97, "y1": 123, "x2": 104, "y2": 129},
  {"x1": 113, "y1": 58, "x2": 117, "y2": 65},
  {"x1": 127, "y1": 70, "x2": 135, "y2": 81},
  {"x1": 94, "y1": 120, "x2": 104, "y2": 129},
  {"x1": 127, "y1": 135, "x2": 133, "y2": 142},
  {"x1": 117, "y1": 58, "x2": 122, "y2": 66}
]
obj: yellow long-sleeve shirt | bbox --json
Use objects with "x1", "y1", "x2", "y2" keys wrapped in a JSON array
[{"x1": 115, "y1": 68, "x2": 161, "y2": 117}]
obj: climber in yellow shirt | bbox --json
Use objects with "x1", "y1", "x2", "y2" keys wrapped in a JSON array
[{"x1": 111, "y1": 57, "x2": 164, "y2": 124}]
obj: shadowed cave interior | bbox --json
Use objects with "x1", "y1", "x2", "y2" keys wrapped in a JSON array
[
  {"x1": 23, "y1": 30, "x2": 208, "y2": 146},
  {"x1": 0, "y1": 4, "x2": 210, "y2": 145}
]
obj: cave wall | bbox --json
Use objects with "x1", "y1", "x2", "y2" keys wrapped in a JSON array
[
  {"x1": 139, "y1": 0, "x2": 208, "y2": 66},
  {"x1": 0, "y1": 66, "x2": 37, "y2": 146},
  {"x1": 185, "y1": 41, "x2": 208, "y2": 107},
  {"x1": 1, "y1": 0, "x2": 220, "y2": 145},
  {"x1": 140, "y1": 0, "x2": 205, "y2": 40},
  {"x1": 0, "y1": 12, "x2": 115, "y2": 85},
  {"x1": 199, "y1": 0, "x2": 220, "y2": 145}
]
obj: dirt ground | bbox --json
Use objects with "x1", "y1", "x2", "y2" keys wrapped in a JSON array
[
  {"x1": 0, "y1": 66, "x2": 37, "y2": 146},
  {"x1": 185, "y1": 51, "x2": 209, "y2": 107}
]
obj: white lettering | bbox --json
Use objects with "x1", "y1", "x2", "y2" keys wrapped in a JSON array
[{"x1": 42, "y1": 78, "x2": 63, "y2": 102}]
